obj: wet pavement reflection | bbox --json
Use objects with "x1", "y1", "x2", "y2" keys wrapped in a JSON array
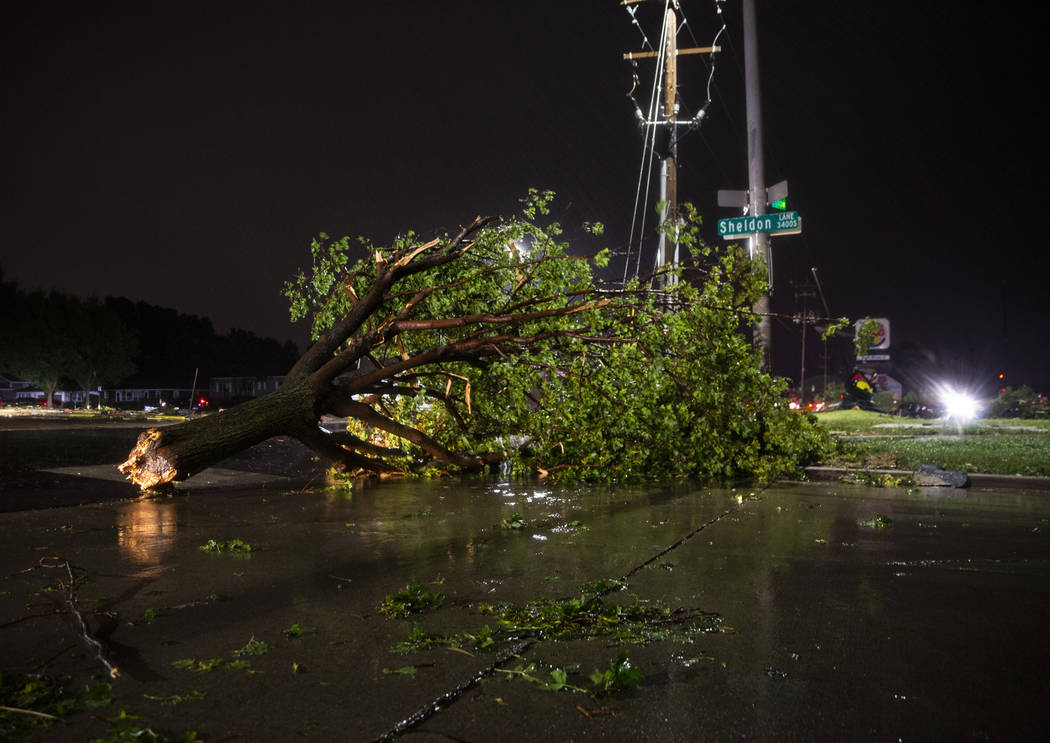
[
  {"x1": 1, "y1": 469, "x2": 1048, "y2": 741},
  {"x1": 115, "y1": 501, "x2": 179, "y2": 578}
]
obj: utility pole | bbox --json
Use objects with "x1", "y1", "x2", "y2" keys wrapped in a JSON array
[
  {"x1": 810, "y1": 267, "x2": 831, "y2": 399},
  {"x1": 742, "y1": 0, "x2": 772, "y2": 370},
  {"x1": 189, "y1": 367, "x2": 199, "y2": 410},
  {"x1": 622, "y1": 0, "x2": 719, "y2": 291},
  {"x1": 794, "y1": 283, "x2": 816, "y2": 404},
  {"x1": 655, "y1": 6, "x2": 678, "y2": 291}
]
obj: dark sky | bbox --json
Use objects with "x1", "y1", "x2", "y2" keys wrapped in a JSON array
[{"x1": 4, "y1": 1, "x2": 1047, "y2": 391}]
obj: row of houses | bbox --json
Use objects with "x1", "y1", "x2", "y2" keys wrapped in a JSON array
[{"x1": 0, "y1": 374, "x2": 285, "y2": 409}]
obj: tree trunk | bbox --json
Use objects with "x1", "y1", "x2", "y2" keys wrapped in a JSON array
[
  {"x1": 119, "y1": 379, "x2": 319, "y2": 490},
  {"x1": 44, "y1": 380, "x2": 58, "y2": 409}
]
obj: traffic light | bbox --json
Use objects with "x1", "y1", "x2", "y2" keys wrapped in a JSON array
[
  {"x1": 997, "y1": 372, "x2": 1006, "y2": 393},
  {"x1": 769, "y1": 198, "x2": 787, "y2": 211}
]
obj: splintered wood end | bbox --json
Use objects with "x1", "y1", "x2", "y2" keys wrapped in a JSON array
[{"x1": 118, "y1": 429, "x2": 177, "y2": 491}]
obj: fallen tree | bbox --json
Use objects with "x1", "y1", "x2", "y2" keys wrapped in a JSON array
[
  {"x1": 120, "y1": 193, "x2": 832, "y2": 491},
  {"x1": 120, "y1": 195, "x2": 617, "y2": 489}
]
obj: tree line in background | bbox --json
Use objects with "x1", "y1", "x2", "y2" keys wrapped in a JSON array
[{"x1": 0, "y1": 270, "x2": 299, "y2": 407}]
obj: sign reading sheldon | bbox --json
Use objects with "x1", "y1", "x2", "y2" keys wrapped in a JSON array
[{"x1": 718, "y1": 211, "x2": 801, "y2": 238}]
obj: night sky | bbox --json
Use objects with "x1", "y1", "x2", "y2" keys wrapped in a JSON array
[{"x1": 4, "y1": 1, "x2": 1047, "y2": 392}]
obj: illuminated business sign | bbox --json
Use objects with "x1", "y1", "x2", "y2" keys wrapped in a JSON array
[{"x1": 856, "y1": 317, "x2": 891, "y2": 361}]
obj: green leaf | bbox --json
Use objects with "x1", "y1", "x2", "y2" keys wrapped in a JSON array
[{"x1": 382, "y1": 666, "x2": 418, "y2": 676}]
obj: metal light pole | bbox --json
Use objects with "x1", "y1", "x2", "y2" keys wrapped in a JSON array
[{"x1": 743, "y1": 0, "x2": 772, "y2": 371}]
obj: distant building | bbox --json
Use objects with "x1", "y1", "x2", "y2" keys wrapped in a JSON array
[
  {"x1": 0, "y1": 374, "x2": 34, "y2": 403},
  {"x1": 98, "y1": 375, "x2": 285, "y2": 408},
  {"x1": 100, "y1": 387, "x2": 197, "y2": 407},
  {"x1": 208, "y1": 375, "x2": 285, "y2": 403},
  {"x1": 1, "y1": 373, "x2": 286, "y2": 409}
]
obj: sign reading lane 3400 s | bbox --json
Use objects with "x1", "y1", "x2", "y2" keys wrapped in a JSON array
[{"x1": 717, "y1": 211, "x2": 801, "y2": 239}]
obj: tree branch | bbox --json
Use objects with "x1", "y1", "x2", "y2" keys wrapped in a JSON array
[
  {"x1": 296, "y1": 426, "x2": 401, "y2": 474},
  {"x1": 339, "y1": 326, "x2": 576, "y2": 395},
  {"x1": 323, "y1": 430, "x2": 407, "y2": 458},
  {"x1": 322, "y1": 395, "x2": 498, "y2": 471},
  {"x1": 285, "y1": 216, "x2": 496, "y2": 382}
]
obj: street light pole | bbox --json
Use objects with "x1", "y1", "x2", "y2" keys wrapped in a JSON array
[{"x1": 743, "y1": 0, "x2": 772, "y2": 371}]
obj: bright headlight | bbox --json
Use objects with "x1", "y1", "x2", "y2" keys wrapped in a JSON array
[{"x1": 938, "y1": 385, "x2": 980, "y2": 422}]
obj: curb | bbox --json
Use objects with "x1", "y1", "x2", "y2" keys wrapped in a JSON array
[{"x1": 804, "y1": 466, "x2": 1050, "y2": 492}]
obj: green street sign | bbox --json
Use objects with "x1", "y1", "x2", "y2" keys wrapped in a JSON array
[{"x1": 717, "y1": 211, "x2": 801, "y2": 239}]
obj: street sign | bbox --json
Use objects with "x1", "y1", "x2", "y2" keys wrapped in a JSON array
[
  {"x1": 717, "y1": 179, "x2": 789, "y2": 209},
  {"x1": 717, "y1": 211, "x2": 801, "y2": 239},
  {"x1": 767, "y1": 179, "x2": 788, "y2": 205},
  {"x1": 717, "y1": 189, "x2": 748, "y2": 208}
]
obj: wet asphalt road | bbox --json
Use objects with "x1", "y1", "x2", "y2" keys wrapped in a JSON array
[
  {"x1": 1, "y1": 422, "x2": 1049, "y2": 741},
  {"x1": 0, "y1": 418, "x2": 322, "y2": 511}
]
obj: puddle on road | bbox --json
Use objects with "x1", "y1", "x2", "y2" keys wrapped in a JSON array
[
  {"x1": 114, "y1": 501, "x2": 179, "y2": 578},
  {"x1": 1, "y1": 478, "x2": 1048, "y2": 741}
]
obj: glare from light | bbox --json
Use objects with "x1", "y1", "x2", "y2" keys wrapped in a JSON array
[{"x1": 938, "y1": 385, "x2": 980, "y2": 422}]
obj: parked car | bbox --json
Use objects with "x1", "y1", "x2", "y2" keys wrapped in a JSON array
[{"x1": 900, "y1": 401, "x2": 941, "y2": 419}]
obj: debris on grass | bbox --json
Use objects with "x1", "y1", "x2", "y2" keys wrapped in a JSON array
[{"x1": 841, "y1": 471, "x2": 915, "y2": 488}]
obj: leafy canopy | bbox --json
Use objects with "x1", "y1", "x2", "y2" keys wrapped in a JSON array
[{"x1": 282, "y1": 190, "x2": 831, "y2": 483}]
